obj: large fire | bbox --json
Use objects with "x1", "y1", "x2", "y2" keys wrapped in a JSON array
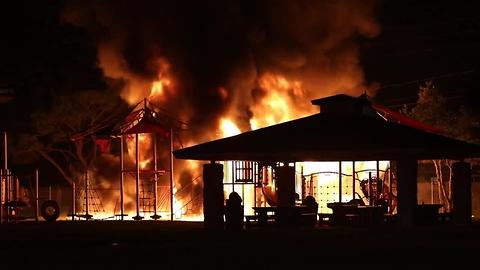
[
  {"x1": 85, "y1": 62, "x2": 389, "y2": 221},
  {"x1": 74, "y1": 63, "x2": 390, "y2": 221},
  {"x1": 93, "y1": 67, "x2": 322, "y2": 220},
  {"x1": 60, "y1": 0, "x2": 382, "y2": 221}
]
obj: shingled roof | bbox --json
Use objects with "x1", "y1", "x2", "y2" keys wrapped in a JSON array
[{"x1": 174, "y1": 94, "x2": 480, "y2": 161}]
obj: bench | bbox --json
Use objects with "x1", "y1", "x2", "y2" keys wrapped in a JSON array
[
  {"x1": 245, "y1": 215, "x2": 257, "y2": 226},
  {"x1": 383, "y1": 214, "x2": 397, "y2": 224},
  {"x1": 245, "y1": 214, "x2": 275, "y2": 227},
  {"x1": 318, "y1": 212, "x2": 363, "y2": 226},
  {"x1": 318, "y1": 213, "x2": 333, "y2": 225},
  {"x1": 438, "y1": 212, "x2": 452, "y2": 222}
]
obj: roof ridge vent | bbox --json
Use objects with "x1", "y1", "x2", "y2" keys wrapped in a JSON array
[{"x1": 311, "y1": 94, "x2": 371, "y2": 115}]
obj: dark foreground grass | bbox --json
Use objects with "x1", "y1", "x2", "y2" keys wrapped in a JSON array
[{"x1": 0, "y1": 221, "x2": 478, "y2": 269}]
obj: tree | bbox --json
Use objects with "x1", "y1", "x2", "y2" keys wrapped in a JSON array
[
  {"x1": 404, "y1": 81, "x2": 479, "y2": 211},
  {"x1": 14, "y1": 90, "x2": 129, "y2": 187}
]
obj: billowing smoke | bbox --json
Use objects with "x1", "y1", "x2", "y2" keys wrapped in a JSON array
[
  {"x1": 64, "y1": 0, "x2": 379, "y2": 134},
  {"x1": 63, "y1": 0, "x2": 380, "y2": 217}
]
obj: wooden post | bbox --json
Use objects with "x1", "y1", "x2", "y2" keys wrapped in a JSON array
[
  {"x1": 0, "y1": 169, "x2": 3, "y2": 224},
  {"x1": 5, "y1": 169, "x2": 9, "y2": 221},
  {"x1": 352, "y1": 161, "x2": 356, "y2": 200},
  {"x1": 3, "y1": 132, "x2": 7, "y2": 170},
  {"x1": 3, "y1": 132, "x2": 7, "y2": 223},
  {"x1": 301, "y1": 165, "x2": 305, "y2": 199},
  {"x1": 452, "y1": 161, "x2": 472, "y2": 225},
  {"x1": 430, "y1": 177, "x2": 434, "y2": 204},
  {"x1": 151, "y1": 134, "x2": 160, "y2": 220},
  {"x1": 338, "y1": 161, "x2": 342, "y2": 203},
  {"x1": 376, "y1": 160, "x2": 380, "y2": 202},
  {"x1": 84, "y1": 171, "x2": 89, "y2": 220},
  {"x1": 396, "y1": 159, "x2": 417, "y2": 227},
  {"x1": 133, "y1": 134, "x2": 143, "y2": 221},
  {"x1": 203, "y1": 162, "x2": 224, "y2": 230},
  {"x1": 169, "y1": 128, "x2": 174, "y2": 221},
  {"x1": 72, "y1": 182, "x2": 76, "y2": 221},
  {"x1": 368, "y1": 172, "x2": 373, "y2": 206},
  {"x1": 120, "y1": 136, "x2": 125, "y2": 220},
  {"x1": 276, "y1": 165, "x2": 296, "y2": 207},
  {"x1": 35, "y1": 169, "x2": 39, "y2": 222},
  {"x1": 389, "y1": 161, "x2": 394, "y2": 212}
]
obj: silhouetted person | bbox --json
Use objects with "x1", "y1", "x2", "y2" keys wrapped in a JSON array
[
  {"x1": 301, "y1": 195, "x2": 318, "y2": 227},
  {"x1": 225, "y1": 192, "x2": 243, "y2": 231},
  {"x1": 302, "y1": 196, "x2": 318, "y2": 210}
]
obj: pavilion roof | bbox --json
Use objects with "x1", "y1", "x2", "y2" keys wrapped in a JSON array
[{"x1": 174, "y1": 94, "x2": 480, "y2": 161}]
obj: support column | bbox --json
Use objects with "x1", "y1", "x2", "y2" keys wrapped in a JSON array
[
  {"x1": 389, "y1": 161, "x2": 394, "y2": 213},
  {"x1": 133, "y1": 134, "x2": 143, "y2": 221},
  {"x1": 352, "y1": 161, "x2": 356, "y2": 200},
  {"x1": 338, "y1": 161, "x2": 342, "y2": 203},
  {"x1": 169, "y1": 128, "x2": 174, "y2": 221},
  {"x1": 84, "y1": 171, "x2": 92, "y2": 220},
  {"x1": 72, "y1": 182, "x2": 76, "y2": 221},
  {"x1": 0, "y1": 170, "x2": 3, "y2": 224},
  {"x1": 203, "y1": 162, "x2": 224, "y2": 230},
  {"x1": 276, "y1": 165, "x2": 296, "y2": 207},
  {"x1": 3, "y1": 132, "x2": 7, "y2": 170},
  {"x1": 35, "y1": 169, "x2": 39, "y2": 222},
  {"x1": 368, "y1": 172, "x2": 373, "y2": 206},
  {"x1": 2, "y1": 132, "x2": 6, "y2": 224},
  {"x1": 275, "y1": 165, "x2": 296, "y2": 226},
  {"x1": 396, "y1": 159, "x2": 417, "y2": 227},
  {"x1": 3, "y1": 132, "x2": 7, "y2": 224},
  {"x1": 151, "y1": 134, "x2": 160, "y2": 220},
  {"x1": 452, "y1": 161, "x2": 472, "y2": 225},
  {"x1": 119, "y1": 136, "x2": 125, "y2": 220},
  {"x1": 5, "y1": 169, "x2": 9, "y2": 221}
]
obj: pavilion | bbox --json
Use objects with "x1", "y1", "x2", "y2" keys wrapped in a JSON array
[{"x1": 174, "y1": 94, "x2": 480, "y2": 229}]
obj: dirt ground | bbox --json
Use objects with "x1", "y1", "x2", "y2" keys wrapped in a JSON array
[{"x1": 0, "y1": 220, "x2": 478, "y2": 269}]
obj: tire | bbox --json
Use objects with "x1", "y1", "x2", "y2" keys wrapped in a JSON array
[{"x1": 41, "y1": 200, "x2": 60, "y2": 222}]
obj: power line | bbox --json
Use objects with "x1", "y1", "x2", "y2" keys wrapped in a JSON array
[
  {"x1": 384, "y1": 94, "x2": 467, "y2": 109},
  {"x1": 377, "y1": 69, "x2": 475, "y2": 91}
]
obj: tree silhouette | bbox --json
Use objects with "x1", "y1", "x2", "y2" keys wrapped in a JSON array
[
  {"x1": 404, "y1": 81, "x2": 479, "y2": 211},
  {"x1": 14, "y1": 90, "x2": 128, "y2": 186}
]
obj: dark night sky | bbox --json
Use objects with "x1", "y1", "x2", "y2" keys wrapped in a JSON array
[
  {"x1": 362, "y1": 0, "x2": 480, "y2": 109},
  {"x1": 1, "y1": 0, "x2": 480, "y2": 130},
  {"x1": 1, "y1": 1, "x2": 479, "y2": 106}
]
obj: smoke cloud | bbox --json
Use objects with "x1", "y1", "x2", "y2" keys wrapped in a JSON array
[
  {"x1": 63, "y1": 0, "x2": 380, "y2": 217},
  {"x1": 64, "y1": 0, "x2": 380, "y2": 134}
]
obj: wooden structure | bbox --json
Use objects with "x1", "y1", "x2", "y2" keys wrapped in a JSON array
[
  {"x1": 112, "y1": 99, "x2": 186, "y2": 221},
  {"x1": 174, "y1": 94, "x2": 480, "y2": 229}
]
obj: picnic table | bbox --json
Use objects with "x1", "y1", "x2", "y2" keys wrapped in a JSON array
[
  {"x1": 251, "y1": 205, "x2": 312, "y2": 227},
  {"x1": 327, "y1": 202, "x2": 387, "y2": 225}
]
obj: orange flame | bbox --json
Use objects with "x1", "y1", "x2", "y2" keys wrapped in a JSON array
[
  {"x1": 126, "y1": 134, "x2": 153, "y2": 170},
  {"x1": 219, "y1": 118, "x2": 241, "y2": 137},
  {"x1": 97, "y1": 56, "x2": 370, "y2": 220},
  {"x1": 250, "y1": 73, "x2": 315, "y2": 130},
  {"x1": 148, "y1": 58, "x2": 173, "y2": 102}
]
